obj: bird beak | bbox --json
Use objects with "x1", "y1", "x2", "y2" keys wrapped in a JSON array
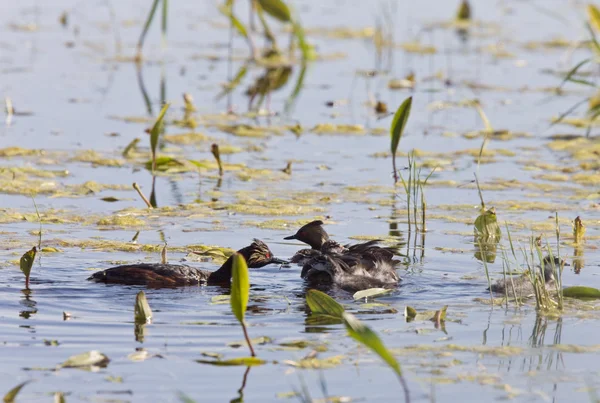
[
  {"x1": 270, "y1": 257, "x2": 288, "y2": 265},
  {"x1": 283, "y1": 234, "x2": 297, "y2": 240}
]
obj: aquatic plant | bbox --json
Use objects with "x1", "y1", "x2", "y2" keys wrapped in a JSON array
[
  {"x1": 390, "y1": 96, "x2": 412, "y2": 183},
  {"x1": 136, "y1": 0, "x2": 168, "y2": 61},
  {"x1": 231, "y1": 253, "x2": 256, "y2": 357},
  {"x1": 19, "y1": 246, "x2": 36, "y2": 289},
  {"x1": 305, "y1": 289, "x2": 410, "y2": 403},
  {"x1": 150, "y1": 103, "x2": 170, "y2": 173}
]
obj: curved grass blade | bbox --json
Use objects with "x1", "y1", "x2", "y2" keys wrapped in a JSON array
[
  {"x1": 343, "y1": 312, "x2": 410, "y2": 403},
  {"x1": 219, "y1": 3, "x2": 249, "y2": 39},
  {"x1": 161, "y1": 0, "x2": 168, "y2": 48},
  {"x1": 3, "y1": 380, "x2": 32, "y2": 403},
  {"x1": 306, "y1": 289, "x2": 344, "y2": 318},
  {"x1": 136, "y1": 0, "x2": 161, "y2": 56},
  {"x1": 558, "y1": 59, "x2": 592, "y2": 90},
  {"x1": 257, "y1": 0, "x2": 291, "y2": 22}
]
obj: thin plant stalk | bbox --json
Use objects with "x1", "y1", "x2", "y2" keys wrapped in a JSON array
[
  {"x1": 241, "y1": 321, "x2": 256, "y2": 357},
  {"x1": 133, "y1": 182, "x2": 153, "y2": 208},
  {"x1": 136, "y1": 0, "x2": 161, "y2": 59},
  {"x1": 31, "y1": 195, "x2": 42, "y2": 250},
  {"x1": 161, "y1": 0, "x2": 168, "y2": 48}
]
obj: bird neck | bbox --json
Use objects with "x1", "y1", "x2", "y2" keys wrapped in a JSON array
[{"x1": 208, "y1": 256, "x2": 234, "y2": 283}]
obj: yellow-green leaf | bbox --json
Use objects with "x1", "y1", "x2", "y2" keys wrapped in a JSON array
[
  {"x1": 257, "y1": 0, "x2": 291, "y2": 22},
  {"x1": 19, "y1": 246, "x2": 36, "y2": 280},
  {"x1": 306, "y1": 289, "x2": 345, "y2": 318},
  {"x1": 390, "y1": 97, "x2": 412, "y2": 156},
  {"x1": 588, "y1": 4, "x2": 600, "y2": 33},
  {"x1": 231, "y1": 253, "x2": 249, "y2": 324},
  {"x1": 150, "y1": 103, "x2": 170, "y2": 161},
  {"x1": 404, "y1": 306, "x2": 417, "y2": 320},
  {"x1": 134, "y1": 291, "x2": 153, "y2": 323},
  {"x1": 195, "y1": 357, "x2": 266, "y2": 366},
  {"x1": 563, "y1": 286, "x2": 600, "y2": 299},
  {"x1": 3, "y1": 380, "x2": 32, "y2": 403},
  {"x1": 343, "y1": 312, "x2": 402, "y2": 378},
  {"x1": 474, "y1": 207, "x2": 501, "y2": 240},
  {"x1": 218, "y1": 4, "x2": 248, "y2": 38},
  {"x1": 456, "y1": 0, "x2": 471, "y2": 21}
]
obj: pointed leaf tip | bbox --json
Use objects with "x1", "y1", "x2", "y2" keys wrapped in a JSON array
[{"x1": 390, "y1": 97, "x2": 413, "y2": 156}]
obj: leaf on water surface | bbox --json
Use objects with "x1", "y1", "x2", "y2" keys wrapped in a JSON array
[
  {"x1": 195, "y1": 357, "x2": 266, "y2": 366},
  {"x1": 353, "y1": 288, "x2": 392, "y2": 300},
  {"x1": 343, "y1": 313, "x2": 402, "y2": 379},
  {"x1": 60, "y1": 350, "x2": 110, "y2": 369},
  {"x1": 150, "y1": 103, "x2": 170, "y2": 162},
  {"x1": 228, "y1": 336, "x2": 272, "y2": 348},
  {"x1": 201, "y1": 352, "x2": 223, "y2": 359},
  {"x1": 563, "y1": 286, "x2": 600, "y2": 299},
  {"x1": 456, "y1": 0, "x2": 471, "y2": 21},
  {"x1": 3, "y1": 380, "x2": 32, "y2": 403},
  {"x1": 390, "y1": 97, "x2": 413, "y2": 157},
  {"x1": 257, "y1": 0, "x2": 291, "y2": 22},
  {"x1": 210, "y1": 295, "x2": 231, "y2": 304},
  {"x1": 128, "y1": 350, "x2": 152, "y2": 362},
  {"x1": 306, "y1": 289, "x2": 345, "y2": 318},
  {"x1": 231, "y1": 253, "x2": 250, "y2": 324},
  {"x1": 283, "y1": 355, "x2": 345, "y2": 369},
  {"x1": 19, "y1": 246, "x2": 36, "y2": 280},
  {"x1": 40, "y1": 247, "x2": 61, "y2": 253},
  {"x1": 134, "y1": 291, "x2": 152, "y2": 323},
  {"x1": 100, "y1": 196, "x2": 121, "y2": 202}
]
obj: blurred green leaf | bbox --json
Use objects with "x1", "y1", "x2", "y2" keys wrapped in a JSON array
[
  {"x1": 563, "y1": 286, "x2": 600, "y2": 299},
  {"x1": 343, "y1": 312, "x2": 402, "y2": 377},
  {"x1": 231, "y1": 253, "x2": 249, "y2": 324},
  {"x1": 137, "y1": 0, "x2": 161, "y2": 54},
  {"x1": 134, "y1": 291, "x2": 153, "y2": 323},
  {"x1": 3, "y1": 380, "x2": 32, "y2": 403},
  {"x1": 306, "y1": 289, "x2": 344, "y2": 318},
  {"x1": 150, "y1": 103, "x2": 170, "y2": 169},
  {"x1": 196, "y1": 357, "x2": 266, "y2": 366},
  {"x1": 404, "y1": 306, "x2": 417, "y2": 320},
  {"x1": 456, "y1": 0, "x2": 471, "y2": 21},
  {"x1": 588, "y1": 4, "x2": 600, "y2": 33},
  {"x1": 257, "y1": 0, "x2": 291, "y2": 22},
  {"x1": 219, "y1": 3, "x2": 249, "y2": 38},
  {"x1": 390, "y1": 97, "x2": 412, "y2": 157}
]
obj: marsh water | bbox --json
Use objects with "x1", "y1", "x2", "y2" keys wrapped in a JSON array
[{"x1": 1, "y1": 1, "x2": 599, "y2": 402}]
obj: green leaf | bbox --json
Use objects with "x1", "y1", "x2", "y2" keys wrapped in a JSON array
[
  {"x1": 231, "y1": 253, "x2": 250, "y2": 324},
  {"x1": 353, "y1": 288, "x2": 392, "y2": 300},
  {"x1": 343, "y1": 312, "x2": 402, "y2": 377},
  {"x1": 456, "y1": 0, "x2": 471, "y2": 21},
  {"x1": 588, "y1": 4, "x2": 600, "y2": 33},
  {"x1": 19, "y1": 246, "x2": 36, "y2": 281},
  {"x1": 136, "y1": 0, "x2": 161, "y2": 54},
  {"x1": 218, "y1": 4, "x2": 248, "y2": 38},
  {"x1": 150, "y1": 103, "x2": 170, "y2": 163},
  {"x1": 257, "y1": 0, "x2": 291, "y2": 22},
  {"x1": 390, "y1": 97, "x2": 413, "y2": 156},
  {"x1": 61, "y1": 351, "x2": 110, "y2": 368},
  {"x1": 563, "y1": 286, "x2": 600, "y2": 299},
  {"x1": 134, "y1": 291, "x2": 153, "y2": 323},
  {"x1": 3, "y1": 380, "x2": 32, "y2": 403},
  {"x1": 195, "y1": 357, "x2": 266, "y2": 366},
  {"x1": 558, "y1": 59, "x2": 591, "y2": 90},
  {"x1": 474, "y1": 207, "x2": 501, "y2": 241},
  {"x1": 306, "y1": 289, "x2": 345, "y2": 318},
  {"x1": 404, "y1": 306, "x2": 417, "y2": 320}
]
